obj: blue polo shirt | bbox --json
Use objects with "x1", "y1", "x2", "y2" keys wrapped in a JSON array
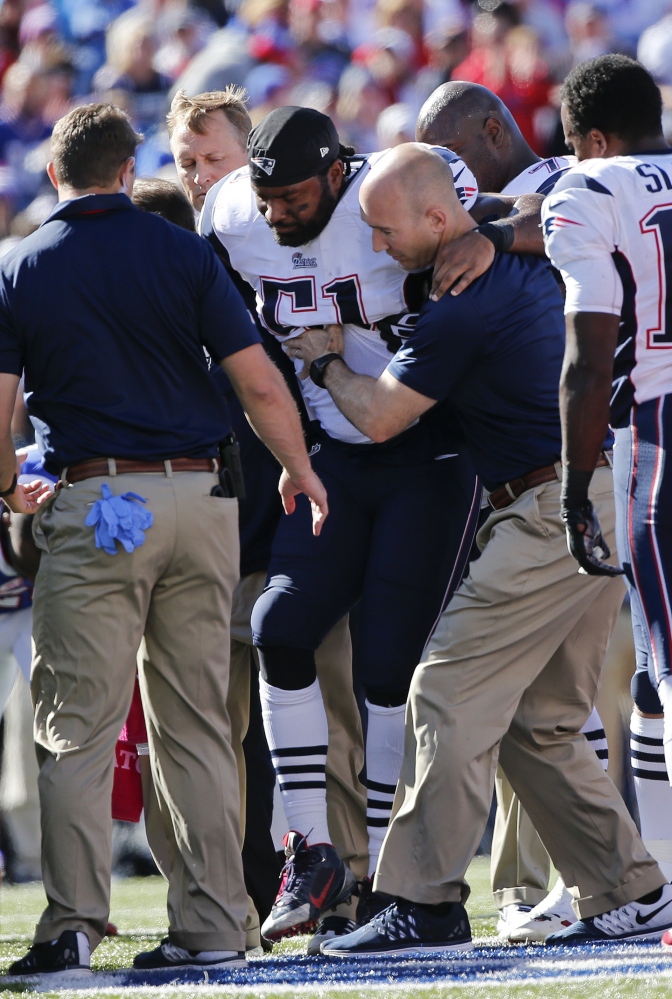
[
  {"x1": 0, "y1": 193, "x2": 261, "y2": 473},
  {"x1": 386, "y1": 253, "x2": 565, "y2": 491}
]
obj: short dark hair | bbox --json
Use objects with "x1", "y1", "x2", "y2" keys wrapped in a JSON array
[
  {"x1": 51, "y1": 103, "x2": 143, "y2": 190},
  {"x1": 131, "y1": 177, "x2": 195, "y2": 231},
  {"x1": 561, "y1": 54, "x2": 662, "y2": 142}
]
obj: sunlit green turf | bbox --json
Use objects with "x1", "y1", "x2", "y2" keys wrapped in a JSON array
[{"x1": 0, "y1": 858, "x2": 668, "y2": 997}]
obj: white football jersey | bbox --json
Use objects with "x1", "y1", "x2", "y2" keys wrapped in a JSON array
[
  {"x1": 206, "y1": 150, "x2": 478, "y2": 444},
  {"x1": 543, "y1": 151, "x2": 672, "y2": 424},
  {"x1": 501, "y1": 155, "x2": 577, "y2": 197}
]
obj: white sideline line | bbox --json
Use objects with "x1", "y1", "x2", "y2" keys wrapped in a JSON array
[{"x1": 20, "y1": 971, "x2": 672, "y2": 997}]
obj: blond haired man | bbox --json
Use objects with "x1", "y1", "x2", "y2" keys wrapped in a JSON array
[{"x1": 167, "y1": 89, "x2": 369, "y2": 951}]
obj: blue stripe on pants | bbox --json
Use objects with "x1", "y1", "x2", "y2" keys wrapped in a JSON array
[{"x1": 624, "y1": 397, "x2": 672, "y2": 685}]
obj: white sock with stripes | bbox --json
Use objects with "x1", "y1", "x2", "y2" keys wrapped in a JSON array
[
  {"x1": 630, "y1": 711, "x2": 672, "y2": 881},
  {"x1": 659, "y1": 676, "x2": 672, "y2": 787},
  {"x1": 259, "y1": 677, "x2": 331, "y2": 846},
  {"x1": 365, "y1": 700, "x2": 405, "y2": 877},
  {"x1": 581, "y1": 707, "x2": 609, "y2": 770}
]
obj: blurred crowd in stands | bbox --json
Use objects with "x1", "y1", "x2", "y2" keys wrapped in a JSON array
[{"x1": 0, "y1": 0, "x2": 670, "y2": 243}]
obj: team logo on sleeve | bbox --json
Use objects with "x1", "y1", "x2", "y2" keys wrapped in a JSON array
[
  {"x1": 543, "y1": 208, "x2": 585, "y2": 237},
  {"x1": 251, "y1": 156, "x2": 275, "y2": 176}
]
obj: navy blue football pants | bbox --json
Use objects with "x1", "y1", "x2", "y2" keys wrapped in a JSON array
[
  {"x1": 251, "y1": 438, "x2": 480, "y2": 704},
  {"x1": 613, "y1": 401, "x2": 672, "y2": 713}
]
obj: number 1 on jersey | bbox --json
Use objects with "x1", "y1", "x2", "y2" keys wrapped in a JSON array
[
  {"x1": 641, "y1": 204, "x2": 672, "y2": 347},
  {"x1": 260, "y1": 274, "x2": 367, "y2": 336}
]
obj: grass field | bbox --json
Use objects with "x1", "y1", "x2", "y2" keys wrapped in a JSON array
[{"x1": 0, "y1": 857, "x2": 670, "y2": 998}]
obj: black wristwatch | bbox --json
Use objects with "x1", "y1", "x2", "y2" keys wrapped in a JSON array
[
  {"x1": 0, "y1": 473, "x2": 17, "y2": 497},
  {"x1": 309, "y1": 352, "x2": 344, "y2": 388}
]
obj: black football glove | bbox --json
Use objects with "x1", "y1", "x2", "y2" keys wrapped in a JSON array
[{"x1": 561, "y1": 500, "x2": 624, "y2": 577}]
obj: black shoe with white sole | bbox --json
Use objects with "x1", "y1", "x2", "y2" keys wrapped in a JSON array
[
  {"x1": 133, "y1": 938, "x2": 247, "y2": 970},
  {"x1": 546, "y1": 883, "x2": 672, "y2": 945},
  {"x1": 6, "y1": 930, "x2": 91, "y2": 978},
  {"x1": 321, "y1": 899, "x2": 473, "y2": 957},
  {"x1": 356, "y1": 877, "x2": 395, "y2": 926},
  {"x1": 307, "y1": 915, "x2": 357, "y2": 956}
]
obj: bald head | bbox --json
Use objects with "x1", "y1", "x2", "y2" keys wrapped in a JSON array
[
  {"x1": 364, "y1": 143, "x2": 458, "y2": 216},
  {"x1": 360, "y1": 143, "x2": 475, "y2": 271},
  {"x1": 416, "y1": 82, "x2": 531, "y2": 192}
]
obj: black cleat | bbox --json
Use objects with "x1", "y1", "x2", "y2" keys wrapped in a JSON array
[
  {"x1": 5, "y1": 930, "x2": 92, "y2": 979},
  {"x1": 321, "y1": 898, "x2": 474, "y2": 957},
  {"x1": 261, "y1": 831, "x2": 357, "y2": 941},
  {"x1": 356, "y1": 876, "x2": 395, "y2": 925},
  {"x1": 133, "y1": 938, "x2": 247, "y2": 970}
]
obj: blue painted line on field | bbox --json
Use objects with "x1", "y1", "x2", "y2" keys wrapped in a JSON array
[{"x1": 68, "y1": 941, "x2": 672, "y2": 989}]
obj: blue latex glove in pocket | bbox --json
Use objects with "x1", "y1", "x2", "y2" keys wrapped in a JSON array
[{"x1": 85, "y1": 482, "x2": 154, "y2": 555}]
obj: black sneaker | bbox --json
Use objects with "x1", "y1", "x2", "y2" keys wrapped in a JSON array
[
  {"x1": 133, "y1": 938, "x2": 247, "y2": 970},
  {"x1": 261, "y1": 831, "x2": 357, "y2": 941},
  {"x1": 321, "y1": 899, "x2": 473, "y2": 957},
  {"x1": 5, "y1": 930, "x2": 92, "y2": 979},
  {"x1": 307, "y1": 915, "x2": 357, "y2": 956},
  {"x1": 546, "y1": 883, "x2": 672, "y2": 946},
  {"x1": 356, "y1": 876, "x2": 395, "y2": 925}
]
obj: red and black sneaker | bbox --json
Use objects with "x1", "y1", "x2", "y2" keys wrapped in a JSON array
[{"x1": 261, "y1": 831, "x2": 356, "y2": 941}]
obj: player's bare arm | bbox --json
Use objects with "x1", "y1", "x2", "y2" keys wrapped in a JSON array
[
  {"x1": 560, "y1": 312, "x2": 619, "y2": 473},
  {"x1": 0, "y1": 373, "x2": 50, "y2": 515},
  {"x1": 221, "y1": 342, "x2": 328, "y2": 534},
  {"x1": 559, "y1": 311, "x2": 623, "y2": 577},
  {"x1": 288, "y1": 328, "x2": 435, "y2": 442},
  {"x1": 430, "y1": 193, "x2": 545, "y2": 301}
]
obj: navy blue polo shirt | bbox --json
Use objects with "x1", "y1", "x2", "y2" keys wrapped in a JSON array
[
  {"x1": 386, "y1": 253, "x2": 565, "y2": 491},
  {"x1": 0, "y1": 193, "x2": 261, "y2": 473}
]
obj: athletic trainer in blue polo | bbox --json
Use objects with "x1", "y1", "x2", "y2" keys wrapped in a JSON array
[
  {"x1": 298, "y1": 144, "x2": 672, "y2": 956},
  {"x1": 0, "y1": 102, "x2": 326, "y2": 980}
]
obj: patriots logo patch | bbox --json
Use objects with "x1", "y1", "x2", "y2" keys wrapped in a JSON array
[
  {"x1": 543, "y1": 214, "x2": 585, "y2": 236},
  {"x1": 251, "y1": 156, "x2": 275, "y2": 176}
]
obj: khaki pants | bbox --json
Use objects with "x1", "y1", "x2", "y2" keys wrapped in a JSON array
[
  {"x1": 491, "y1": 771, "x2": 550, "y2": 908},
  {"x1": 145, "y1": 570, "x2": 368, "y2": 940},
  {"x1": 376, "y1": 470, "x2": 664, "y2": 917},
  {"x1": 227, "y1": 570, "x2": 368, "y2": 882},
  {"x1": 31, "y1": 471, "x2": 247, "y2": 951}
]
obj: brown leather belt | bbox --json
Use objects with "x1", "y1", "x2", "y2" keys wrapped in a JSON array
[
  {"x1": 487, "y1": 453, "x2": 611, "y2": 512},
  {"x1": 61, "y1": 456, "x2": 220, "y2": 486}
]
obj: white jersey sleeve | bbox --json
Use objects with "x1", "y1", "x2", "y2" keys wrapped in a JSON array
[
  {"x1": 501, "y1": 155, "x2": 577, "y2": 197},
  {"x1": 542, "y1": 169, "x2": 622, "y2": 316},
  {"x1": 429, "y1": 146, "x2": 478, "y2": 211}
]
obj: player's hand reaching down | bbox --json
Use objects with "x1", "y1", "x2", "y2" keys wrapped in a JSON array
[
  {"x1": 279, "y1": 467, "x2": 328, "y2": 536},
  {"x1": 4, "y1": 479, "x2": 52, "y2": 515},
  {"x1": 562, "y1": 500, "x2": 624, "y2": 577}
]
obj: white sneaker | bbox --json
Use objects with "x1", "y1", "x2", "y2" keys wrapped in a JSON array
[
  {"x1": 507, "y1": 877, "x2": 576, "y2": 942},
  {"x1": 496, "y1": 903, "x2": 533, "y2": 940},
  {"x1": 547, "y1": 882, "x2": 672, "y2": 945}
]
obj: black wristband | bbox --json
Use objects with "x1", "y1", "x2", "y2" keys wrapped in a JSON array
[
  {"x1": 561, "y1": 467, "x2": 593, "y2": 512},
  {"x1": 0, "y1": 473, "x2": 17, "y2": 498},
  {"x1": 309, "y1": 352, "x2": 343, "y2": 389},
  {"x1": 476, "y1": 221, "x2": 515, "y2": 253}
]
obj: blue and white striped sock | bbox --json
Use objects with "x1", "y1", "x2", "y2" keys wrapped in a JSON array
[
  {"x1": 630, "y1": 711, "x2": 672, "y2": 881},
  {"x1": 582, "y1": 707, "x2": 609, "y2": 771},
  {"x1": 365, "y1": 700, "x2": 405, "y2": 876},
  {"x1": 259, "y1": 677, "x2": 331, "y2": 846}
]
